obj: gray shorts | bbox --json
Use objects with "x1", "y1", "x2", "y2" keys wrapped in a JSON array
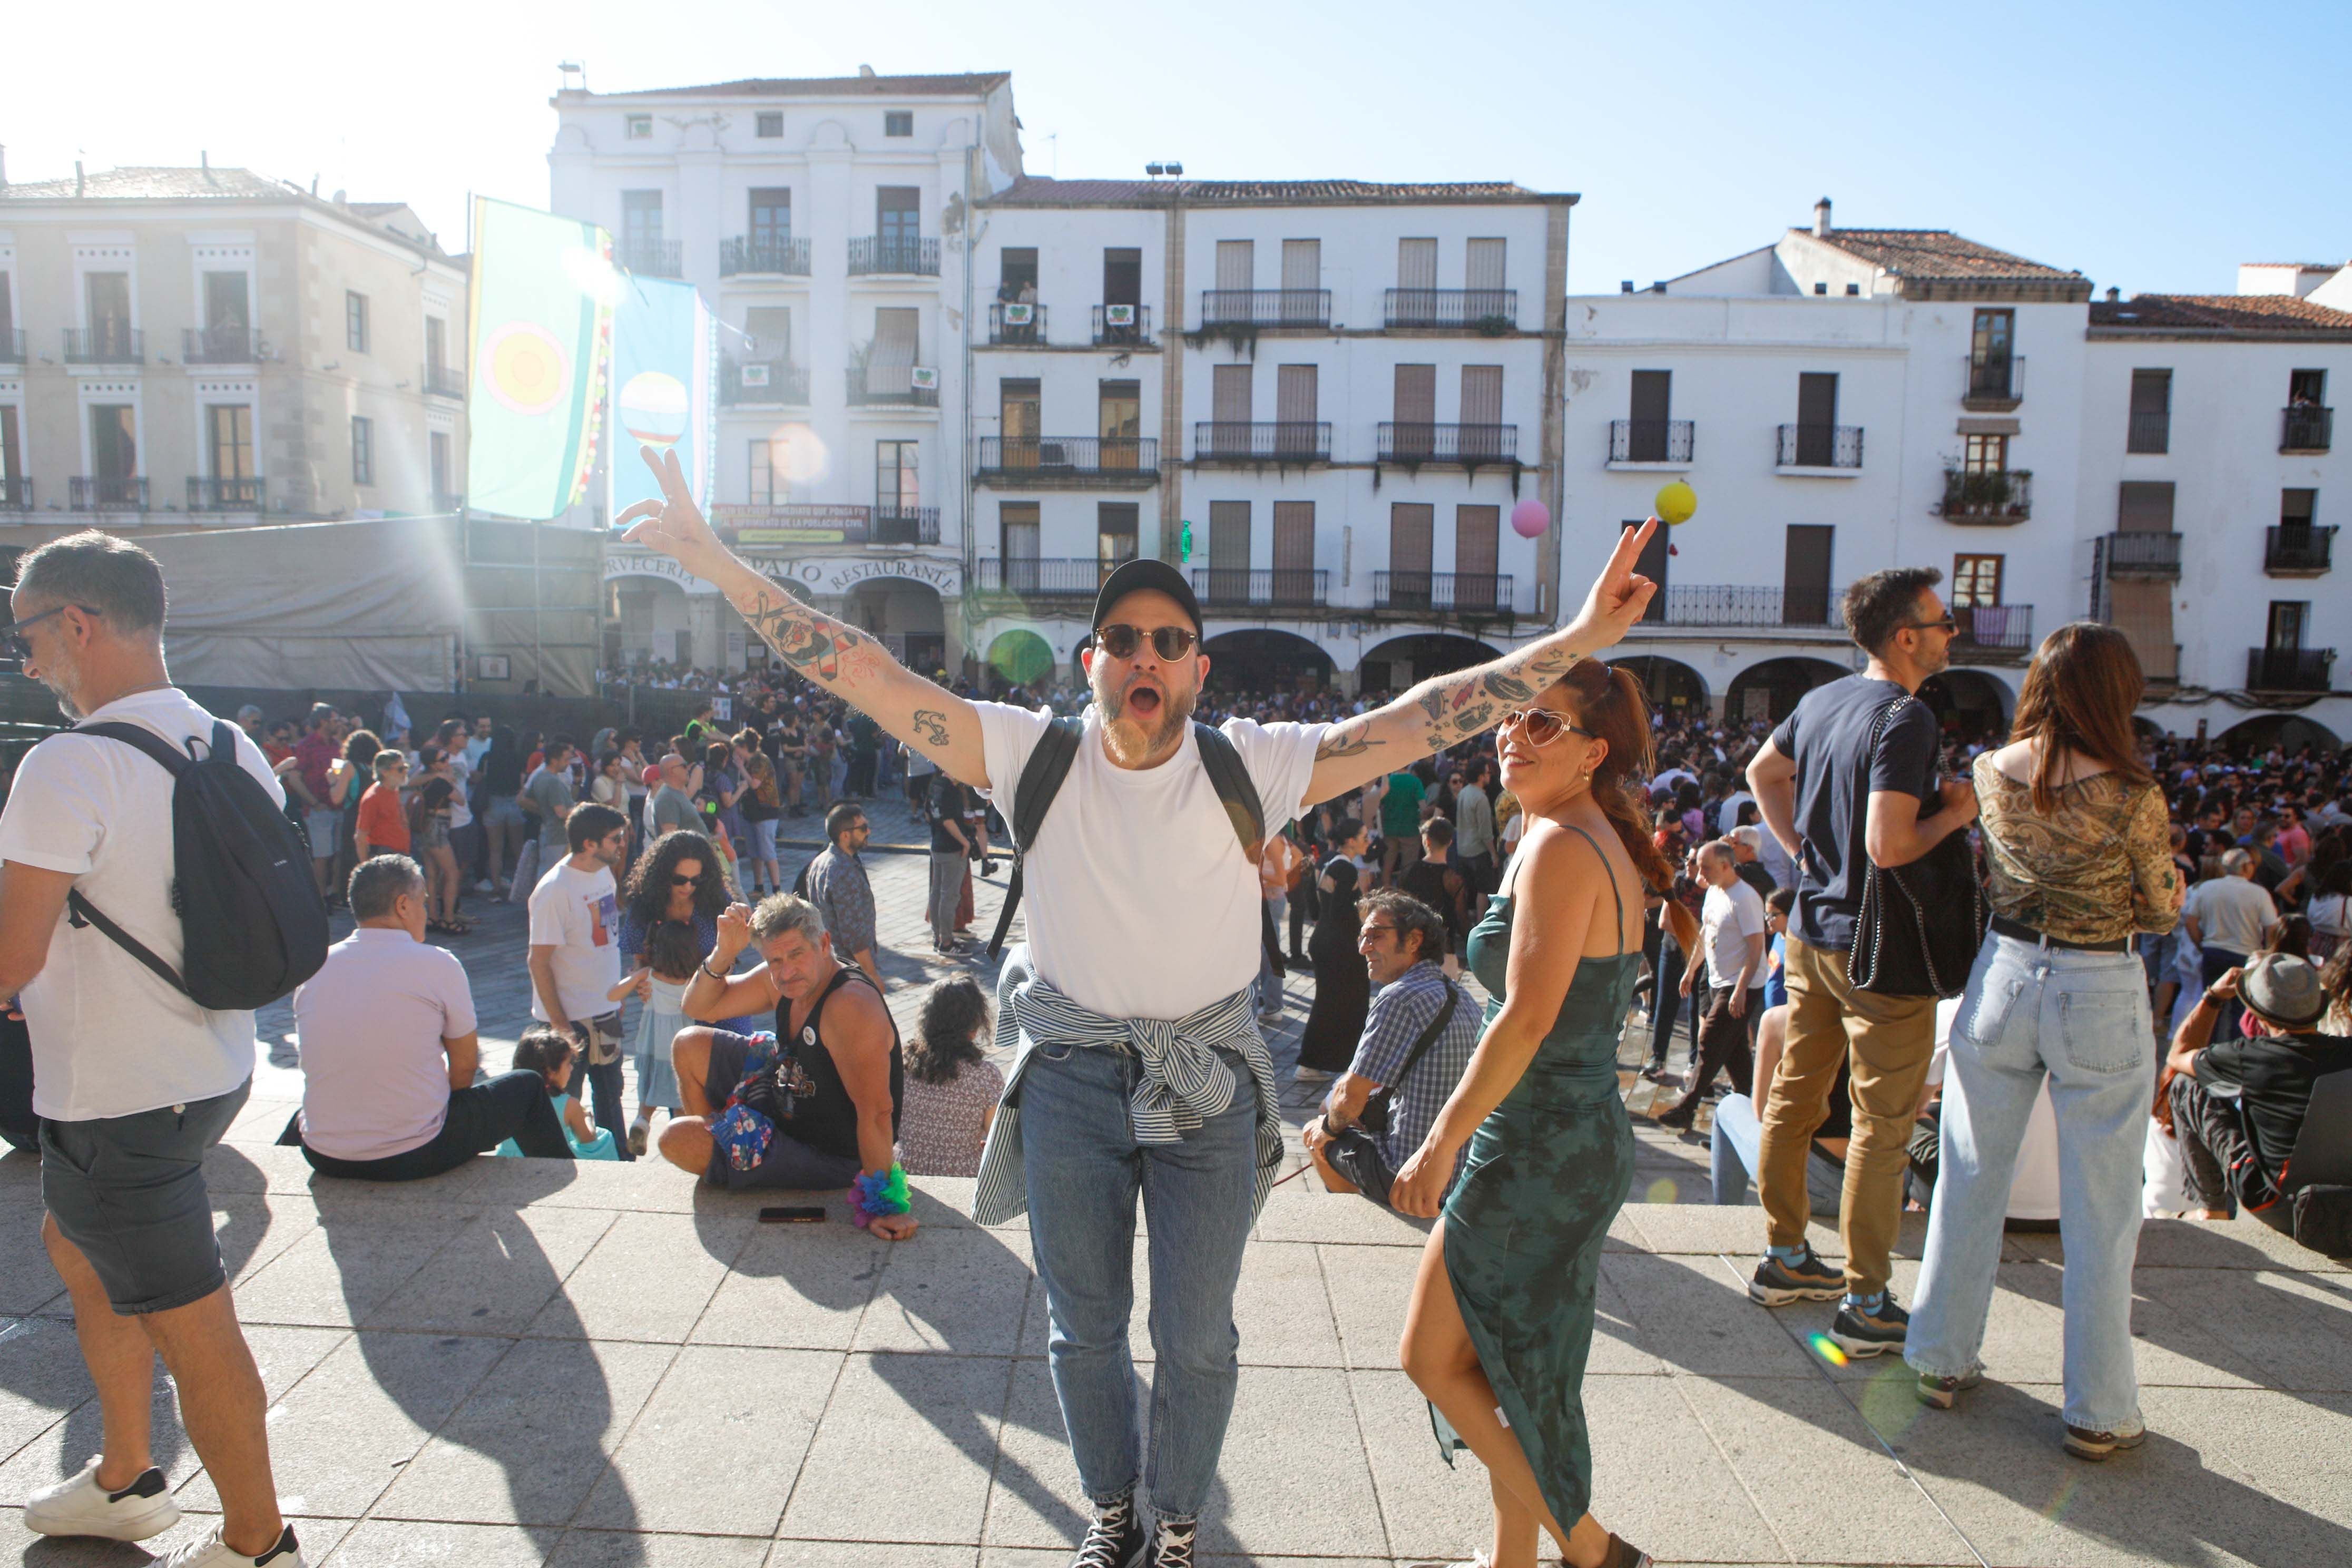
[
  {"x1": 42, "y1": 1080, "x2": 250, "y2": 1314},
  {"x1": 305, "y1": 808, "x2": 343, "y2": 859}
]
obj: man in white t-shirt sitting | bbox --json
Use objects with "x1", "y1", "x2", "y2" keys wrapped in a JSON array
[
  {"x1": 1658, "y1": 841, "x2": 1768, "y2": 1129},
  {"x1": 612, "y1": 440, "x2": 1658, "y2": 1568},
  {"x1": 286, "y1": 855, "x2": 572, "y2": 1178},
  {"x1": 0, "y1": 532, "x2": 303, "y2": 1565},
  {"x1": 527, "y1": 802, "x2": 633, "y2": 1157}
]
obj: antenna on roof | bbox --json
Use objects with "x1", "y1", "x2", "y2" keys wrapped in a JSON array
[
  {"x1": 558, "y1": 61, "x2": 586, "y2": 92},
  {"x1": 1145, "y1": 162, "x2": 1164, "y2": 178},
  {"x1": 1166, "y1": 161, "x2": 1183, "y2": 177},
  {"x1": 858, "y1": 63, "x2": 876, "y2": 78}
]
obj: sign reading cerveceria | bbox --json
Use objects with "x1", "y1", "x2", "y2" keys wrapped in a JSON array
[{"x1": 606, "y1": 550, "x2": 961, "y2": 599}]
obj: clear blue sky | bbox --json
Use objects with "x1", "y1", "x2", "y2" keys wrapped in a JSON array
[{"x1": 11, "y1": 0, "x2": 2346, "y2": 297}]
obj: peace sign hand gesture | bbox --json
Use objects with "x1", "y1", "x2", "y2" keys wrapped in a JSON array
[
  {"x1": 615, "y1": 444, "x2": 732, "y2": 583},
  {"x1": 1562, "y1": 516, "x2": 1662, "y2": 654}
]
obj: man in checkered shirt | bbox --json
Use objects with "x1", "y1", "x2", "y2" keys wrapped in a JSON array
[{"x1": 1300, "y1": 888, "x2": 1483, "y2": 1210}]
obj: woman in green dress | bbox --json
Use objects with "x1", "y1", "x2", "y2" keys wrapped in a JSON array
[{"x1": 1391, "y1": 659, "x2": 1694, "y2": 1568}]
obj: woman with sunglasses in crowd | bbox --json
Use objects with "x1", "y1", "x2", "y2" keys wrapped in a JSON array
[
  {"x1": 1388, "y1": 661, "x2": 1688, "y2": 1568},
  {"x1": 617, "y1": 830, "x2": 765, "y2": 1151}
]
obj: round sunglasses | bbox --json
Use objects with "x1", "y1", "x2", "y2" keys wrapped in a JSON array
[{"x1": 1093, "y1": 623, "x2": 1198, "y2": 662}]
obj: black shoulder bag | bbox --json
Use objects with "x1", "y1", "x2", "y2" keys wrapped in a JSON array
[{"x1": 1845, "y1": 697, "x2": 1984, "y2": 999}]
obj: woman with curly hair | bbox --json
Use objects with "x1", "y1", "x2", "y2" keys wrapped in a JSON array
[
  {"x1": 618, "y1": 830, "x2": 761, "y2": 1150},
  {"x1": 896, "y1": 976, "x2": 1003, "y2": 1178}
]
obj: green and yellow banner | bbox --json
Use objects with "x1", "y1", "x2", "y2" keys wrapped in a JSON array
[{"x1": 465, "y1": 197, "x2": 614, "y2": 520}]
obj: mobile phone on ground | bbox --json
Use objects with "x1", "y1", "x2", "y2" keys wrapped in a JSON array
[{"x1": 759, "y1": 1206, "x2": 827, "y2": 1224}]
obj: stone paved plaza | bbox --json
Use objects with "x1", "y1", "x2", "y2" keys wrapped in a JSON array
[{"x1": 3, "y1": 800, "x2": 2349, "y2": 1566}]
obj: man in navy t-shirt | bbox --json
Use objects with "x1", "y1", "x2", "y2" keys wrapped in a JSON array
[{"x1": 1741, "y1": 566, "x2": 1979, "y2": 1358}]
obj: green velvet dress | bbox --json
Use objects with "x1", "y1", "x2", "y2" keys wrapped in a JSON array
[{"x1": 1434, "y1": 824, "x2": 1640, "y2": 1530}]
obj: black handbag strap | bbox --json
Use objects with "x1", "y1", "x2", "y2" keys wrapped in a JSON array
[{"x1": 1384, "y1": 976, "x2": 1462, "y2": 1100}]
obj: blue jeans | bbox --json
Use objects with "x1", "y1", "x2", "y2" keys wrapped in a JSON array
[
  {"x1": 1906, "y1": 933, "x2": 2151, "y2": 1432},
  {"x1": 1020, "y1": 1036, "x2": 1261, "y2": 1521},
  {"x1": 1257, "y1": 893, "x2": 1287, "y2": 1014}
]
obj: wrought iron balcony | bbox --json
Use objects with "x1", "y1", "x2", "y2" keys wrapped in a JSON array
[
  {"x1": 845, "y1": 367, "x2": 938, "y2": 407},
  {"x1": 2101, "y1": 531, "x2": 2183, "y2": 577},
  {"x1": 70, "y1": 476, "x2": 148, "y2": 511},
  {"x1": 871, "y1": 506, "x2": 940, "y2": 545},
  {"x1": 2282, "y1": 405, "x2": 2334, "y2": 453},
  {"x1": 719, "y1": 235, "x2": 811, "y2": 277},
  {"x1": 1776, "y1": 424, "x2": 1864, "y2": 469},
  {"x1": 1962, "y1": 354, "x2": 2025, "y2": 408},
  {"x1": 1608, "y1": 419, "x2": 1693, "y2": 464},
  {"x1": 1191, "y1": 567, "x2": 1329, "y2": 608},
  {"x1": 183, "y1": 325, "x2": 262, "y2": 364},
  {"x1": 64, "y1": 326, "x2": 144, "y2": 364},
  {"x1": 0, "y1": 477, "x2": 31, "y2": 510},
  {"x1": 1383, "y1": 289, "x2": 1518, "y2": 330},
  {"x1": 721, "y1": 358, "x2": 810, "y2": 405},
  {"x1": 2267, "y1": 524, "x2": 2336, "y2": 575},
  {"x1": 1953, "y1": 604, "x2": 2035, "y2": 658},
  {"x1": 976, "y1": 436, "x2": 1158, "y2": 479},
  {"x1": 848, "y1": 236, "x2": 939, "y2": 277},
  {"x1": 975, "y1": 557, "x2": 1114, "y2": 597},
  {"x1": 1377, "y1": 424, "x2": 1518, "y2": 466},
  {"x1": 423, "y1": 361, "x2": 465, "y2": 399},
  {"x1": 1373, "y1": 572, "x2": 1517, "y2": 616},
  {"x1": 987, "y1": 302, "x2": 1047, "y2": 345},
  {"x1": 1638, "y1": 585, "x2": 1844, "y2": 629},
  {"x1": 2247, "y1": 647, "x2": 2334, "y2": 692},
  {"x1": 616, "y1": 239, "x2": 683, "y2": 279},
  {"x1": 0, "y1": 329, "x2": 22, "y2": 364},
  {"x1": 1093, "y1": 304, "x2": 1152, "y2": 345},
  {"x1": 2126, "y1": 409, "x2": 2170, "y2": 454},
  {"x1": 1199, "y1": 289, "x2": 1330, "y2": 328},
  {"x1": 187, "y1": 476, "x2": 266, "y2": 511},
  {"x1": 1194, "y1": 422, "x2": 1331, "y2": 463},
  {"x1": 1941, "y1": 467, "x2": 2032, "y2": 523}
]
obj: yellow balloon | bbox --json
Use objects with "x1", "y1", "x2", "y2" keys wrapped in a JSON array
[{"x1": 1655, "y1": 481, "x2": 1698, "y2": 525}]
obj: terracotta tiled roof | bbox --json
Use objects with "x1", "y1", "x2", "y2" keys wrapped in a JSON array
[
  {"x1": 2091, "y1": 293, "x2": 2352, "y2": 332},
  {"x1": 1807, "y1": 227, "x2": 2084, "y2": 283},
  {"x1": 0, "y1": 165, "x2": 297, "y2": 201},
  {"x1": 589, "y1": 72, "x2": 1011, "y2": 99},
  {"x1": 984, "y1": 175, "x2": 1550, "y2": 207}
]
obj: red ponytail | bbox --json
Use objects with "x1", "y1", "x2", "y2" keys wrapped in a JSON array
[{"x1": 1557, "y1": 661, "x2": 1674, "y2": 896}]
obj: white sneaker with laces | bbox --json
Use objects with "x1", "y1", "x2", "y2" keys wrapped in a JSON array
[
  {"x1": 24, "y1": 1457, "x2": 180, "y2": 1541},
  {"x1": 151, "y1": 1521, "x2": 305, "y2": 1566}
]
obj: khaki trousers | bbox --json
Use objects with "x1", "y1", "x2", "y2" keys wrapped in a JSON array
[{"x1": 1757, "y1": 934, "x2": 1937, "y2": 1296}]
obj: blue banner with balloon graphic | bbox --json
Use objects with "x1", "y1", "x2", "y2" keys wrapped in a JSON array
[{"x1": 607, "y1": 274, "x2": 717, "y2": 521}]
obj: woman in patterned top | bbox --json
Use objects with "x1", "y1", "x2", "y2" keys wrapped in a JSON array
[
  {"x1": 897, "y1": 977, "x2": 1004, "y2": 1178},
  {"x1": 1906, "y1": 622, "x2": 2184, "y2": 1462}
]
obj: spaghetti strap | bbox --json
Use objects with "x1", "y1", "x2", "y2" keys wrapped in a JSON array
[{"x1": 1558, "y1": 823, "x2": 1628, "y2": 956}]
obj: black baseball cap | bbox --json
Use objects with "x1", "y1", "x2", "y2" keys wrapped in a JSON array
[{"x1": 1091, "y1": 557, "x2": 1204, "y2": 638}]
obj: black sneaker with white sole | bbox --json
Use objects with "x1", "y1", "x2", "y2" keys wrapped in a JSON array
[
  {"x1": 1071, "y1": 1490, "x2": 1146, "y2": 1568},
  {"x1": 1748, "y1": 1244, "x2": 1845, "y2": 1306},
  {"x1": 1149, "y1": 1515, "x2": 1197, "y2": 1568},
  {"x1": 1829, "y1": 1293, "x2": 1910, "y2": 1357}
]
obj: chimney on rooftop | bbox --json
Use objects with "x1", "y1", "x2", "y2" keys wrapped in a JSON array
[
  {"x1": 75, "y1": 160, "x2": 85, "y2": 198},
  {"x1": 1812, "y1": 197, "x2": 1831, "y2": 238},
  {"x1": 858, "y1": 63, "x2": 876, "y2": 77},
  {"x1": 2107, "y1": 286, "x2": 2120, "y2": 302}
]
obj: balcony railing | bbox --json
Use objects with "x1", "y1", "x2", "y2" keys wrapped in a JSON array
[
  {"x1": 1094, "y1": 304, "x2": 1152, "y2": 345},
  {"x1": 187, "y1": 476, "x2": 266, "y2": 511},
  {"x1": 2102, "y1": 531, "x2": 2183, "y2": 577},
  {"x1": 1191, "y1": 567, "x2": 1329, "y2": 608},
  {"x1": 423, "y1": 361, "x2": 465, "y2": 399},
  {"x1": 2247, "y1": 648, "x2": 2334, "y2": 692},
  {"x1": 848, "y1": 236, "x2": 939, "y2": 277},
  {"x1": 183, "y1": 325, "x2": 262, "y2": 363},
  {"x1": 870, "y1": 506, "x2": 940, "y2": 545},
  {"x1": 70, "y1": 476, "x2": 148, "y2": 511},
  {"x1": 1962, "y1": 354, "x2": 2025, "y2": 407},
  {"x1": 0, "y1": 477, "x2": 31, "y2": 510},
  {"x1": 719, "y1": 235, "x2": 811, "y2": 277},
  {"x1": 1195, "y1": 422, "x2": 1331, "y2": 463},
  {"x1": 616, "y1": 239, "x2": 683, "y2": 278},
  {"x1": 1383, "y1": 288, "x2": 1518, "y2": 330},
  {"x1": 1640, "y1": 585, "x2": 1844, "y2": 629},
  {"x1": 2126, "y1": 409, "x2": 2170, "y2": 454},
  {"x1": 2282, "y1": 405, "x2": 2334, "y2": 452},
  {"x1": 1608, "y1": 419, "x2": 1694, "y2": 464},
  {"x1": 1776, "y1": 424, "x2": 1864, "y2": 469},
  {"x1": 1941, "y1": 467, "x2": 2032, "y2": 523},
  {"x1": 987, "y1": 302, "x2": 1047, "y2": 345},
  {"x1": 1953, "y1": 604, "x2": 2035, "y2": 655},
  {"x1": 64, "y1": 326, "x2": 144, "y2": 364},
  {"x1": 1376, "y1": 423, "x2": 1519, "y2": 465},
  {"x1": 0, "y1": 329, "x2": 22, "y2": 364},
  {"x1": 976, "y1": 436, "x2": 1158, "y2": 478},
  {"x1": 845, "y1": 367, "x2": 938, "y2": 407},
  {"x1": 976, "y1": 558, "x2": 1116, "y2": 597},
  {"x1": 1199, "y1": 289, "x2": 1330, "y2": 328},
  {"x1": 721, "y1": 358, "x2": 811, "y2": 405},
  {"x1": 2267, "y1": 524, "x2": 2337, "y2": 575},
  {"x1": 1373, "y1": 572, "x2": 1517, "y2": 616}
]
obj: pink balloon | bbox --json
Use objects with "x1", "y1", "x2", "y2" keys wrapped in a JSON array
[{"x1": 1510, "y1": 500, "x2": 1549, "y2": 538}]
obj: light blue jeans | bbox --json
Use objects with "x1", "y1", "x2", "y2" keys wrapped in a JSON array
[
  {"x1": 1020, "y1": 1035, "x2": 1261, "y2": 1521},
  {"x1": 1257, "y1": 893, "x2": 1287, "y2": 1014},
  {"x1": 1906, "y1": 933, "x2": 2152, "y2": 1432}
]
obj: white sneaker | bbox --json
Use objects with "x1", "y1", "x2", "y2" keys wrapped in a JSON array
[
  {"x1": 24, "y1": 1457, "x2": 181, "y2": 1540},
  {"x1": 152, "y1": 1522, "x2": 305, "y2": 1566},
  {"x1": 473, "y1": 878, "x2": 495, "y2": 894}
]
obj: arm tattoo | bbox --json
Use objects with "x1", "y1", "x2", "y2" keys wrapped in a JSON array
[
  {"x1": 912, "y1": 709, "x2": 950, "y2": 748},
  {"x1": 1410, "y1": 640, "x2": 1583, "y2": 753},
  {"x1": 1315, "y1": 718, "x2": 1383, "y2": 761},
  {"x1": 733, "y1": 585, "x2": 875, "y2": 688}
]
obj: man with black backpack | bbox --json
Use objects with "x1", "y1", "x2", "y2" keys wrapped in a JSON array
[
  {"x1": 0, "y1": 532, "x2": 309, "y2": 1566},
  {"x1": 614, "y1": 443, "x2": 1658, "y2": 1568}
]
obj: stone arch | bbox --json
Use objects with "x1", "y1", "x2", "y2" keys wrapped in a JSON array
[
  {"x1": 986, "y1": 629, "x2": 1055, "y2": 690},
  {"x1": 610, "y1": 574, "x2": 694, "y2": 666},
  {"x1": 842, "y1": 580, "x2": 948, "y2": 678},
  {"x1": 1727, "y1": 656, "x2": 1847, "y2": 726},
  {"x1": 1200, "y1": 629, "x2": 1334, "y2": 694},
  {"x1": 1361, "y1": 633, "x2": 1503, "y2": 694},
  {"x1": 2215, "y1": 712, "x2": 2342, "y2": 755},
  {"x1": 1918, "y1": 669, "x2": 2013, "y2": 742},
  {"x1": 1614, "y1": 655, "x2": 1710, "y2": 721}
]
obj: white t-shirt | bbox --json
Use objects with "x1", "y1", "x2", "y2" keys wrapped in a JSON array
[
  {"x1": 1701, "y1": 877, "x2": 1768, "y2": 990},
  {"x1": 526, "y1": 859, "x2": 622, "y2": 1024},
  {"x1": 440, "y1": 752, "x2": 474, "y2": 830},
  {"x1": 973, "y1": 702, "x2": 1323, "y2": 1020},
  {"x1": 0, "y1": 687, "x2": 282, "y2": 1120},
  {"x1": 293, "y1": 928, "x2": 478, "y2": 1160},
  {"x1": 1718, "y1": 791, "x2": 1756, "y2": 836}
]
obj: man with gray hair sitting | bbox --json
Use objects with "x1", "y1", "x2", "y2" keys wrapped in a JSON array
[{"x1": 287, "y1": 854, "x2": 574, "y2": 1179}]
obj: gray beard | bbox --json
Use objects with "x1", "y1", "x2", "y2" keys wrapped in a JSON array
[{"x1": 1097, "y1": 680, "x2": 1193, "y2": 765}]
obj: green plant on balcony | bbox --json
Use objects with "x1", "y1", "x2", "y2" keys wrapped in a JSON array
[
  {"x1": 1941, "y1": 464, "x2": 2027, "y2": 518},
  {"x1": 1473, "y1": 314, "x2": 1513, "y2": 337},
  {"x1": 1182, "y1": 320, "x2": 1260, "y2": 358}
]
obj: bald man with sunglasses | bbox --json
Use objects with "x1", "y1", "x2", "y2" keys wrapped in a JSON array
[{"x1": 616, "y1": 445, "x2": 1659, "y2": 1568}]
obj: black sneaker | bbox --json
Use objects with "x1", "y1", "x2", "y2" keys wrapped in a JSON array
[
  {"x1": 1149, "y1": 1516, "x2": 1196, "y2": 1568},
  {"x1": 1071, "y1": 1491, "x2": 1145, "y2": 1568},
  {"x1": 1748, "y1": 1245, "x2": 1845, "y2": 1306},
  {"x1": 1830, "y1": 1293, "x2": 1910, "y2": 1357}
]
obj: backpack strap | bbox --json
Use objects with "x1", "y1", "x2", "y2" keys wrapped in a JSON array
[
  {"x1": 41, "y1": 721, "x2": 198, "y2": 998},
  {"x1": 986, "y1": 717, "x2": 1085, "y2": 957},
  {"x1": 1192, "y1": 721, "x2": 1267, "y2": 865}
]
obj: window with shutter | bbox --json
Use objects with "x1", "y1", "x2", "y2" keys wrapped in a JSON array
[
  {"x1": 1456, "y1": 505, "x2": 1500, "y2": 609},
  {"x1": 1272, "y1": 501, "x2": 1315, "y2": 602},
  {"x1": 1389, "y1": 504, "x2": 1434, "y2": 609},
  {"x1": 1209, "y1": 500, "x2": 1251, "y2": 579},
  {"x1": 2106, "y1": 581, "x2": 2176, "y2": 679},
  {"x1": 1210, "y1": 364, "x2": 1252, "y2": 456},
  {"x1": 1098, "y1": 504, "x2": 1140, "y2": 571},
  {"x1": 1625, "y1": 520, "x2": 1670, "y2": 621},
  {"x1": 1461, "y1": 366, "x2": 1503, "y2": 459},
  {"x1": 1001, "y1": 504, "x2": 1040, "y2": 589},
  {"x1": 1216, "y1": 240, "x2": 1253, "y2": 291},
  {"x1": 1951, "y1": 554, "x2": 2003, "y2": 606},
  {"x1": 1280, "y1": 240, "x2": 1320, "y2": 325},
  {"x1": 2127, "y1": 369, "x2": 2171, "y2": 454},
  {"x1": 744, "y1": 306, "x2": 791, "y2": 362},
  {"x1": 1393, "y1": 365, "x2": 1435, "y2": 458},
  {"x1": 868, "y1": 307, "x2": 918, "y2": 395},
  {"x1": 2117, "y1": 481, "x2": 2175, "y2": 533},
  {"x1": 1783, "y1": 525, "x2": 1834, "y2": 625},
  {"x1": 1397, "y1": 238, "x2": 1437, "y2": 290},
  {"x1": 1466, "y1": 238, "x2": 1506, "y2": 290},
  {"x1": 1276, "y1": 364, "x2": 1318, "y2": 423}
]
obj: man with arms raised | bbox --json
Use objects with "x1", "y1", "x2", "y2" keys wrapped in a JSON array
[{"x1": 617, "y1": 447, "x2": 1655, "y2": 1568}]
